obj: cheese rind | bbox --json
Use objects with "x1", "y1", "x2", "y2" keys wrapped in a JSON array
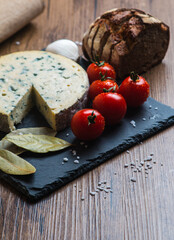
[{"x1": 0, "y1": 51, "x2": 89, "y2": 132}]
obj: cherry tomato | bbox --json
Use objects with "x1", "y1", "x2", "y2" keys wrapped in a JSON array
[
  {"x1": 93, "y1": 93, "x2": 127, "y2": 125},
  {"x1": 71, "y1": 109, "x2": 105, "y2": 141},
  {"x1": 89, "y1": 79, "x2": 119, "y2": 100},
  {"x1": 118, "y1": 72, "x2": 150, "y2": 107},
  {"x1": 87, "y1": 61, "x2": 116, "y2": 84}
]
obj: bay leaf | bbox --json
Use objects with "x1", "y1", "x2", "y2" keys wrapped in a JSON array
[
  {"x1": 0, "y1": 127, "x2": 57, "y2": 155},
  {"x1": 0, "y1": 149, "x2": 36, "y2": 175},
  {"x1": 4, "y1": 134, "x2": 71, "y2": 153}
]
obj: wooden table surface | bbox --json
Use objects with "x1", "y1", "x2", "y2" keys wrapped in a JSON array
[{"x1": 0, "y1": 0, "x2": 174, "y2": 239}]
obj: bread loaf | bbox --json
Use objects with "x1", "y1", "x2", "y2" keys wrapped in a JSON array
[{"x1": 82, "y1": 8, "x2": 169, "y2": 79}]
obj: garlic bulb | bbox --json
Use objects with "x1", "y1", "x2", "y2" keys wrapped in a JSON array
[{"x1": 46, "y1": 39, "x2": 79, "y2": 61}]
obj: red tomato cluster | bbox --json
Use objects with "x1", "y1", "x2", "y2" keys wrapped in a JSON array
[{"x1": 71, "y1": 61, "x2": 150, "y2": 141}]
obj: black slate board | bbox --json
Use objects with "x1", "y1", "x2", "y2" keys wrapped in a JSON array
[
  {"x1": 0, "y1": 97, "x2": 174, "y2": 201},
  {"x1": 1, "y1": 56, "x2": 174, "y2": 201}
]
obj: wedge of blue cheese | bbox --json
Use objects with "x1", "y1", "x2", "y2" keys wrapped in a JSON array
[{"x1": 0, "y1": 51, "x2": 89, "y2": 132}]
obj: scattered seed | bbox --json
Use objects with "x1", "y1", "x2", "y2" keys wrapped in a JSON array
[
  {"x1": 81, "y1": 197, "x2": 85, "y2": 201},
  {"x1": 98, "y1": 182, "x2": 101, "y2": 185},
  {"x1": 155, "y1": 107, "x2": 158, "y2": 110},
  {"x1": 106, "y1": 186, "x2": 111, "y2": 189},
  {"x1": 142, "y1": 118, "x2": 146, "y2": 121},
  {"x1": 61, "y1": 162, "x2": 64, "y2": 165},
  {"x1": 161, "y1": 163, "x2": 163, "y2": 166},
  {"x1": 145, "y1": 156, "x2": 152, "y2": 161},
  {"x1": 104, "y1": 189, "x2": 109, "y2": 193},
  {"x1": 149, "y1": 105, "x2": 152, "y2": 109},
  {"x1": 145, "y1": 167, "x2": 148, "y2": 170},
  {"x1": 140, "y1": 161, "x2": 144, "y2": 166},
  {"x1": 126, "y1": 150, "x2": 130, "y2": 154},
  {"x1": 114, "y1": 172, "x2": 117, "y2": 175},
  {"x1": 79, "y1": 189, "x2": 81, "y2": 192},
  {"x1": 90, "y1": 192, "x2": 96, "y2": 196},
  {"x1": 153, "y1": 161, "x2": 156, "y2": 164},
  {"x1": 148, "y1": 165, "x2": 152, "y2": 169},
  {"x1": 76, "y1": 156, "x2": 80, "y2": 159},
  {"x1": 15, "y1": 41, "x2": 20, "y2": 45},
  {"x1": 130, "y1": 177, "x2": 136, "y2": 182},
  {"x1": 95, "y1": 189, "x2": 99, "y2": 192},
  {"x1": 124, "y1": 164, "x2": 129, "y2": 168},
  {"x1": 66, "y1": 133, "x2": 69, "y2": 136},
  {"x1": 150, "y1": 153, "x2": 154, "y2": 156},
  {"x1": 97, "y1": 187, "x2": 104, "y2": 191},
  {"x1": 130, "y1": 162, "x2": 136, "y2": 166},
  {"x1": 133, "y1": 169, "x2": 137, "y2": 173},
  {"x1": 145, "y1": 171, "x2": 149, "y2": 174},
  {"x1": 75, "y1": 41, "x2": 82, "y2": 46},
  {"x1": 110, "y1": 190, "x2": 113, "y2": 193}
]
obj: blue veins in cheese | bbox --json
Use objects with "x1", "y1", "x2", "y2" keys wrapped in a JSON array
[{"x1": 0, "y1": 51, "x2": 89, "y2": 132}]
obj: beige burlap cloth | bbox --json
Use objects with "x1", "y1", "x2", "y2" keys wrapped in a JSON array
[{"x1": 0, "y1": 0, "x2": 44, "y2": 43}]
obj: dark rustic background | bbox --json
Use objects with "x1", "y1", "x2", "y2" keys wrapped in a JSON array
[{"x1": 0, "y1": 0, "x2": 174, "y2": 239}]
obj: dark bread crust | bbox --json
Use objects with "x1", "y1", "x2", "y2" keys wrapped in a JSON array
[{"x1": 82, "y1": 8, "x2": 169, "y2": 79}]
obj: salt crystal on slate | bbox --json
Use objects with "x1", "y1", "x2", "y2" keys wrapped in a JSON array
[
  {"x1": 74, "y1": 160, "x2": 79, "y2": 164},
  {"x1": 130, "y1": 120, "x2": 136, "y2": 127},
  {"x1": 72, "y1": 150, "x2": 77, "y2": 156},
  {"x1": 63, "y1": 157, "x2": 68, "y2": 162}
]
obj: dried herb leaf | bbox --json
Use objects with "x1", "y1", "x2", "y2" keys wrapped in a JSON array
[
  {"x1": 0, "y1": 127, "x2": 57, "y2": 155},
  {"x1": 0, "y1": 149, "x2": 36, "y2": 175},
  {"x1": 4, "y1": 134, "x2": 71, "y2": 153}
]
